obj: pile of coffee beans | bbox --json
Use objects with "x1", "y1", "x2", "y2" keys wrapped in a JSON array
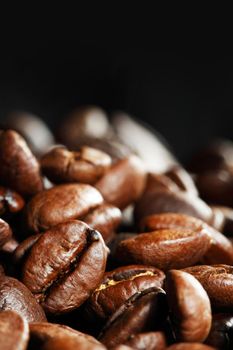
[{"x1": 0, "y1": 106, "x2": 233, "y2": 349}]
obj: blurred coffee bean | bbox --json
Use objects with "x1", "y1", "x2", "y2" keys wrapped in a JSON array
[
  {"x1": 124, "y1": 331, "x2": 167, "y2": 350},
  {"x1": 165, "y1": 165, "x2": 198, "y2": 196},
  {"x1": 0, "y1": 218, "x2": 12, "y2": 247},
  {"x1": 166, "y1": 343, "x2": 216, "y2": 350},
  {"x1": 211, "y1": 206, "x2": 233, "y2": 235},
  {"x1": 165, "y1": 270, "x2": 212, "y2": 342},
  {"x1": 0, "y1": 186, "x2": 25, "y2": 216},
  {"x1": 205, "y1": 313, "x2": 233, "y2": 349}
]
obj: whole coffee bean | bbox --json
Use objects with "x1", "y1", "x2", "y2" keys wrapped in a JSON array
[
  {"x1": 26, "y1": 183, "x2": 103, "y2": 232},
  {"x1": 99, "y1": 287, "x2": 168, "y2": 348},
  {"x1": 112, "y1": 112, "x2": 178, "y2": 173},
  {"x1": 21, "y1": 220, "x2": 108, "y2": 314},
  {"x1": 134, "y1": 189, "x2": 213, "y2": 224},
  {"x1": 124, "y1": 331, "x2": 167, "y2": 350},
  {"x1": 205, "y1": 313, "x2": 233, "y2": 349},
  {"x1": 0, "y1": 275, "x2": 46, "y2": 322},
  {"x1": 166, "y1": 270, "x2": 212, "y2": 342},
  {"x1": 87, "y1": 265, "x2": 165, "y2": 320},
  {"x1": 29, "y1": 322, "x2": 106, "y2": 350},
  {"x1": 0, "y1": 310, "x2": 29, "y2": 350},
  {"x1": 166, "y1": 343, "x2": 216, "y2": 350},
  {"x1": 0, "y1": 218, "x2": 12, "y2": 247},
  {"x1": 0, "y1": 186, "x2": 25, "y2": 216},
  {"x1": 95, "y1": 154, "x2": 146, "y2": 210},
  {"x1": 145, "y1": 173, "x2": 181, "y2": 194},
  {"x1": 3, "y1": 111, "x2": 55, "y2": 155},
  {"x1": 183, "y1": 265, "x2": 233, "y2": 309},
  {"x1": 0, "y1": 130, "x2": 43, "y2": 196},
  {"x1": 165, "y1": 165, "x2": 198, "y2": 196},
  {"x1": 115, "y1": 228, "x2": 211, "y2": 270},
  {"x1": 41, "y1": 146, "x2": 112, "y2": 184},
  {"x1": 140, "y1": 213, "x2": 233, "y2": 265}
]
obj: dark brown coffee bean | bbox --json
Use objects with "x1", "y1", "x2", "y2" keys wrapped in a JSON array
[
  {"x1": 96, "y1": 155, "x2": 146, "y2": 209},
  {"x1": 0, "y1": 130, "x2": 43, "y2": 196},
  {"x1": 140, "y1": 213, "x2": 233, "y2": 265},
  {"x1": 41, "y1": 146, "x2": 112, "y2": 184},
  {"x1": 0, "y1": 310, "x2": 29, "y2": 350},
  {"x1": 183, "y1": 265, "x2": 233, "y2": 309},
  {"x1": 0, "y1": 218, "x2": 12, "y2": 247},
  {"x1": 0, "y1": 186, "x2": 25, "y2": 216},
  {"x1": 165, "y1": 270, "x2": 212, "y2": 342},
  {"x1": 124, "y1": 331, "x2": 167, "y2": 350},
  {"x1": 205, "y1": 313, "x2": 233, "y2": 349},
  {"x1": 87, "y1": 265, "x2": 165, "y2": 319},
  {"x1": 29, "y1": 322, "x2": 106, "y2": 350},
  {"x1": 134, "y1": 189, "x2": 213, "y2": 224},
  {"x1": 115, "y1": 228, "x2": 211, "y2": 270},
  {"x1": 21, "y1": 220, "x2": 108, "y2": 314},
  {"x1": 165, "y1": 165, "x2": 198, "y2": 196},
  {"x1": 145, "y1": 172, "x2": 181, "y2": 193},
  {"x1": 166, "y1": 343, "x2": 216, "y2": 350},
  {"x1": 99, "y1": 287, "x2": 168, "y2": 348},
  {"x1": 0, "y1": 275, "x2": 46, "y2": 322},
  {"x1": 26, "y1": 183, "x2": 103, "y2": 232},
  {"x1": 13, "y1": 233, "x2": 42, "y2": 267}
]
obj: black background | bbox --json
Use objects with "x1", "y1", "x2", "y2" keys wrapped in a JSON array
[{"x1": 0, "y1": 13, "x2": 232, "y2": 162}]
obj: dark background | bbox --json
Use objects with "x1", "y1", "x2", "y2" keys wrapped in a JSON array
[{"x1": 0, "y1": 18, "x2": 232, "y2": 162}]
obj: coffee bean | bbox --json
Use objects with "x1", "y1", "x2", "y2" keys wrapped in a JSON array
[
  {"x1": 165, "y1": 165, "x2": 198, "y2": 196},
  {"x1": 166, "y1": 343, "x2": 216, "y2": 350},
  {"x1": 0, "y1": 218, "x2": 12, "y2": 247},
  {"x1": 165, "y1": 270, "x2": 212, "y2": 343},
  {"x1": 0, "y1": 130, "x2": 43, "y2": 196},
  {"x1": 0, "y1": 186, "x2": 25, "y2": 216},
  {"x1": 204, "y1": 313, "x2": 233, "y2": 349},
  {"x1": 124, "y1": 331, "x2": 167, "y2": 350},
  {"x1": 0, "y1": 310, "x2": 29, "y2": 350},
  {"x1": 211, "y1": 205, "x2": 233, "y2": 235}
]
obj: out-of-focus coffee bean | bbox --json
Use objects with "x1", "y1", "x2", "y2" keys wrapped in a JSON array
[
  {"x1": 87, "y1": 265, "x2": 165, "y2": 320},
  {"x1": 0, "y1": 186, "x2": 25, "y2": 216},
  {"x1": 165, "y1": 165, "x2": 198, "y2": 196},
  {"x1": 166, "y1": 343, "x2": 216, "y2": 350},
  {"x1": 0, "y1": 310, "x2": 29, "y2": 350},
  {"x1": 0, "y1": 275, "x2": 46, "y2": 322},
  {"x1": 21, "y1": 220, "x2": 108, "y2": 314},
  {"x1": 99, "y1": 287, "x2": 168, "y2": 348},
  {"x1": 183, "y1": 265, "x2": 233, "y2": 309},
  {"x1": 211, "y1": 205, "x2": 233, "y2": 235},
  {"x1": 205, "y1": 313, "x2": 233, "y2": 349},
  {"x1": 0, "y1": 218, "x2": 12, "y2": 247},
  {"x1": 165, "y1": 270, "x2": 212, "y2": 342},
  {"x1": 124, "y1": 331, "x2": 167, "y2": 350},
  {"x1": 96, "y1": 155, "x2": 146, "y2": 209},
  {"x1": 3, "y1": 111, "x2": 55, "y2": 156},
  {"x1": 112, "y1": 112, "x2": 178, "y2": 173},
  {"x1": 0, "y1": 130, "x2": 43, "y2": 196},
  {"x1": 41, "y1": 146, "x2": 112, "y2": 185},
  {"x1": 114, "y1": 227, "x2": 211, "y2": 270}
]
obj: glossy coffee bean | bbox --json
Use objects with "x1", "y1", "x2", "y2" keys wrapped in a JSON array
[
  {"x1": 87, "y1": 265, "x2": 165, "y2": 319},
  {"x1": 0, "y1": 310, "x2": 29, "y2": 350},
  {"x1": 114, "y1": 228, "x2": 211, "y2": 270},
  {"x1": 166, "y1": 343, "x2": 216, "y2": 350},
  {"x1": 165, "y1": 165, "x2": 198, "y2": 196},
  {"x1": 26, "y1": 183, "x2": 103, "y2": 232},
  {"x1": 0, "y1": 275, "x2": 46, "y2": 322},
  {"x1": 183, "y1": 265, "x2": 233, "y2": 309},
  {"x1": 99, "y1": 287, "x2": 168, "y2": 348},
  {"x1": 140, "y1": 213, "x2": 233, "y2": 265},
  {"x1": 124, "y1": 331, "x2": 167, "y2": 350},
  {"x1": 41, "y1": 146, "x2": 112, "y2": 185},
  {"x1": 204, "y1": 313, "x2": 233, "y2": 349},
  {"x1": 0, "y1": 130, "x2": 43, "y2": 196},
  {"x1": 21, "y1": 220, "x2": 108, "y2": 314},
  {"x1": 134, "y1": 189, "x2": 213, "y2": 224},
  {"x1": 29, "y1": 322, "x2": 106, "y2": 350},
  {"x1": 0, "y1": 186, "x2": 25, "y2": 216},
  {"x1": 0, "y1": 218, "x2": 12, "y2": 247},
  {"x1": 165, "y1": 270, "x2": 212, "y2": 342},
  {"x1": 96, "y1": 154, "x2": 146, "y2": 209}
]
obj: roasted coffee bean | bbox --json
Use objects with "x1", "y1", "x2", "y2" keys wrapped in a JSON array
[
  {"x1": 87, "y1": 265, "x2": 165, "y2": 320},
  {"x1": 41, "y1": 146, "x2": 112, "y2": 184},
  {"x1": 0, "y1": 218, "x2": 12, "y2": 247},
  {"x1": 0, "y1": 275, "x2": 46, "y2": 322},
  {"x1": 0, "y1": 310, "x2": 29, "y2": 350},
  {"x1": 26, "y1": 183, "x2": 103, "y2": 232},
  {"x1": 140, "y1": 213, "x2": 233, "y2": 265},
  {"x1": 134, "y1": 189, "x2": 213, "y2": 224},
  {"x1": 13, "y1": 233, "x2": 42, "y2": 265},
  {"x1": 99, "y1": 287, "x2": 168, "y2": 348},
  {"x1": 0, "y1": 130, "x2": 43, "y2": 196},
  {"x1": 211, "y1": 205, "x2": 233, "y2": 235},
  {"x1": 204, "y1": 313, "x2": 233, "y2": 349},
  {"x1": 21, "y1": 220, "x2": 108, "y2": 314},
  {"x1": 96, "y1": 155, "x2": 146, "y2": 209},
  {"x1": 29, "y1": 322, "x2": 106, "y2": 350},
  {"x1": 115, "y1": 228, "x2": 211, "y2": 270},
  {"x1": 0, "y1": 237, "x2": 19, "y2": 275},
  {"x1": 183, "y1": 265, "x2": 233, "y2": 309},
  {"x1": 165, "y1": 165, "x2": 198, "y2": 196},
  {"x1": 124, "y1": 331, "x2": 167, "y2": 350},
  {"x1": 165, "y1": 270, "x2": 212, "y2": 342},
  {"x1": 0, "y1": 186, "x2": 25, "y2": 216},
  {"x1": 111, "y1": 346, "x2": 133, "y2": 350},
  {"x1": 166, "y1": 343, "x2": 216, "y2": 350},
  {"x1": 144, "y1": 172, "x2": 181, "y2": 193}
]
